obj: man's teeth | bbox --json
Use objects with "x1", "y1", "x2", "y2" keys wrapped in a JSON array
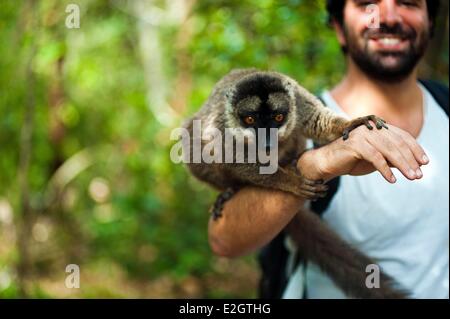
[{"x1": 378, "y1": 38, "x2": 401, "y2": 45}]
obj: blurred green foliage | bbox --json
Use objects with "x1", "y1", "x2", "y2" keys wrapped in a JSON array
[{"x1": 0, "y1": 0, "x2": 447, "y2": 298}]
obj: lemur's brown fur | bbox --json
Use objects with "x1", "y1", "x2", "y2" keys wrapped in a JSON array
[{"x1": 183, "y1": 69, "x2": 408, "y2": 298}]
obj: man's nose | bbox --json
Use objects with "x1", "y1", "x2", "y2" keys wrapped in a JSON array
[{"x1": 379, "y1": 0, "x2": 403, "y2": 27}]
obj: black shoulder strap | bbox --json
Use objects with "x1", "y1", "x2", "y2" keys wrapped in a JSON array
[
  {"x1": 311, "y1": 171, "x2": 341, "y2": 216},
  {"x1": 419, "y1": 79, "x2": 449, "y2": 116},
  {"x1": 257, "y1": 230, "x2": 290, "y2": 298}
]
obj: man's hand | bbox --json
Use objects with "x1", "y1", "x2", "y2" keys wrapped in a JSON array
[
  {"x1": 297, "y1": 123, "x2": 429, "y2": 183},
  {"x1": 209, "y1": 123, "x2": 429, "y2": 258}
]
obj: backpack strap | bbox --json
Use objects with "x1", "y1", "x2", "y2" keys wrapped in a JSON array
[
  {"x1": 311, "y1": 170, "x2": 341, "y2": 216},
  {"x1": 419, "y1": 79, "x2": 449, "y2": 116},
  {"x1": 257, "y1": 230, "x2": 290, "y2": 298}
]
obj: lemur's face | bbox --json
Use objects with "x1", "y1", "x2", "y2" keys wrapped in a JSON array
[{"x1": 227, "y1": 74, "x2": 295, "y2": 149}]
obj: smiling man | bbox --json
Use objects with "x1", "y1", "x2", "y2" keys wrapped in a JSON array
[{"x1": 208, "y1": 0, "x2": 449, "y2": 299}]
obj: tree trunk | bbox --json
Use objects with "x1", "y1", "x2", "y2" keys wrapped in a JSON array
[{"x1": 16, "y1": 0, "x2": 38, "y2": 298}]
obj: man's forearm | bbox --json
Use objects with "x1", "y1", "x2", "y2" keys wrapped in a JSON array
[
  {"x1": 208, "y1": 186, "x2": 304, "y2": 258},
  {"x1": 208, "y1": 149, "x2": 328, "y2": 258}
]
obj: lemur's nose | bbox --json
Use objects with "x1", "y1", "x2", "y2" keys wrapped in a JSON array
[{"x1": 264, "y1": 129, "x2": 277, "y2": 151}]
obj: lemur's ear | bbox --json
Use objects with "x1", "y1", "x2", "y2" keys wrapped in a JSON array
[
  {"x1": 284, "y1": 80, "x2": 293, "y2": 90},
  {"x1": 283, "y1": 79, "x2": 296, "y2": 100},
  {"x1": 224, "y1": 87, "x2": 235, "y2": 100}
]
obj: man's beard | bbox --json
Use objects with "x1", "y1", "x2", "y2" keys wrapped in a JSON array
[{"x1": 343, "y1": 23, "x2": 429, "y2": 83}]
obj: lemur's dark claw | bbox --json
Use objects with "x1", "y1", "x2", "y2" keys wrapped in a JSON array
[
  {"x1": 343, "y1": 130, "x2": 350, "y2": 141},
  {"x1": 377, "y1": 119, "x2": 389, "y2": 130},
  {"x1": 210, "y1": 188, "x2": 237, "y2": 220},
  {"x1": 365, "y1": 120, "x2": 374, "y2": 130},
  {"x1": 343, "y1": 115, "x2": 388, "y2": 140},
  {"x1": 211, "y1": 208, "x2": 223, "y2": 220}
]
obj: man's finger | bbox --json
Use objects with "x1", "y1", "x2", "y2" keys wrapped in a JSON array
[
  {"x1": 388, "y1": 125, "x2": 430, "y2": 166},
  {"x1": 366, "y1": 132, "x2": 418, "y2": 181},
  {"x1": 359, "y1": 141, "x2": 396, "y2": 183},
  {"x1": 380, "y1": 129, "x2": 423, "y2": 179}
]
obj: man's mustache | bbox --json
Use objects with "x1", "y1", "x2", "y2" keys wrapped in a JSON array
[{"x1": 364, "y1": 23, "x2": 417, "y2": 40}]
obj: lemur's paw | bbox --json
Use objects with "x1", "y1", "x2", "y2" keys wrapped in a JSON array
[
  {"x1": 209, "y1": 188, "x2": 236, "y2": 220},
  {"x1": 343, "y1": 115, "x2": 388, "y2": 140},
  {"x1": 297, "y1": 178, "x2": 329, "y2": 201}
]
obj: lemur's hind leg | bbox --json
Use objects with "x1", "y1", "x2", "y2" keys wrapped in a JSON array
[
  {"x1": 343, "y1": 115, "x2": 388, "y2": 140},
  {"x1": 210, "y1": 187, "x2": 238, "y2": 220}
]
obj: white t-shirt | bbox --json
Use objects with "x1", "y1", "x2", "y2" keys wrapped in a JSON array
[{"x1": 283, "y1": 84, "x2": 449, "y2": 299}]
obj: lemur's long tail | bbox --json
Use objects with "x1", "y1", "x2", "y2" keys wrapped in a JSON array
[{"x1": 286, "y1": 208, "x2": 410, "y2": 299}]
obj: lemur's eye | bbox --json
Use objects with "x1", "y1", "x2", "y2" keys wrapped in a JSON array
[
  {"x1": 244, "y1": 116, "x2": 255, "y2": 125},
  {"x1": 274, "y1": 114, "x2": 285, "y2": 122}
]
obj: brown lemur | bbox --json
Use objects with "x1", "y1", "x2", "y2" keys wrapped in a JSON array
[{"x1": 182, "y1": 68, "x2": 408, "y2": 298}]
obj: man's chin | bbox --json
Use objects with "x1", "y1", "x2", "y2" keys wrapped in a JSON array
[
  {"x1": 355, "y1": 58, "x2": 415, "y2": 83},
  {"x1": 351, "y1": 51, "x2": 417, "y2": 82},
  {"x1": 376, "y1": 56, "x2": 411, "y2": 72},
  {"x1": 366, "y1": 65, "x2": 414, "y2": 83}
]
